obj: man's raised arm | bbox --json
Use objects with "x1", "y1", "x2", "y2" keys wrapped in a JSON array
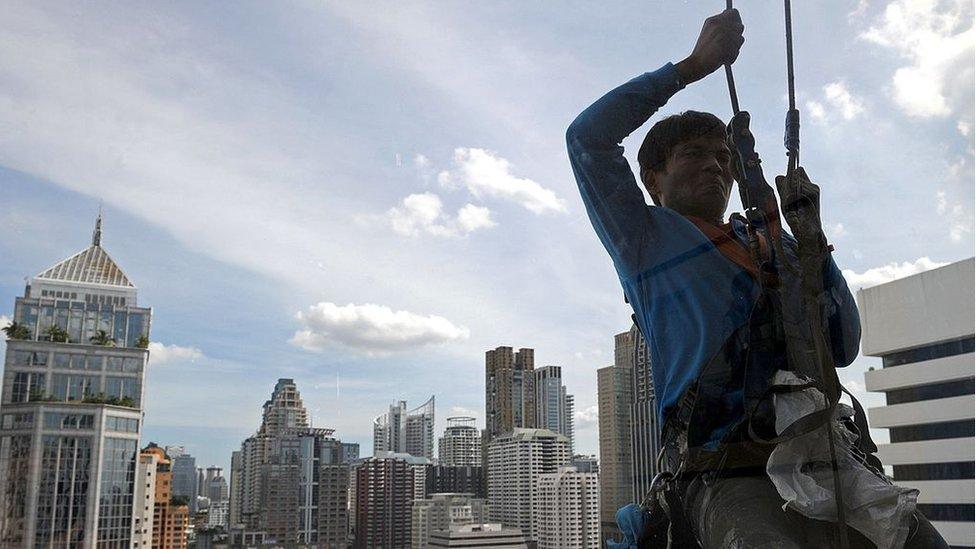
[{"x1": 566, "y1": 9, "x2": 744, "y2": 278}]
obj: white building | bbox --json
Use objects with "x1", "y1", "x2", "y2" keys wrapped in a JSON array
[
  {"x1": 132, "y1": 451, "x2": 159, "y2": 548},
  {"x1": 534, "y1": 467, "x2": 600, "y2": 549},
  {"x1": 859, "y1": 257, "x2": 974, "y2": 548},
  {"x1": 373, "y1": 397, "x2": 436, "y2": 460},
  {"x1": 534, "y1": 366, "x2": 575, "y2": 452},
  {"x1": 0, "y1": 216, "x2": 151, "y2": 547},
  {"x1": 487, "y1": 428, "x2": 570, "y2": 542},
  {"x1": 427, "y1": 523, "x2": 528, "y2": 548},
  {"x1": 410, "y1": 492, "x2": 487, "y2": 549},
  {"x1": 206, "y1": 500, "x2": 229, "y2": 529},
  {"x1": 438, "y1": 416, "x2": 482, "y2": 466}
]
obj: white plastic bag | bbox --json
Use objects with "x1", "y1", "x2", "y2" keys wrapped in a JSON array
[{"x1": 766, "y1": 370, "x2": 919, "y2": 549}]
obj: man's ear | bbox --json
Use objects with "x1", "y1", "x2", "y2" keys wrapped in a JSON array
[{"x1": 642, "y1": 169, "x2": 662, "y2": 206}]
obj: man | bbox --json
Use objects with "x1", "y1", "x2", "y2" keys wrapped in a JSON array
[{"x1": 567, "y1": 9, "x2": 948, "y2": 548}]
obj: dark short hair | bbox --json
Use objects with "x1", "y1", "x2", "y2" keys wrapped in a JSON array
[{"x1": 637, "y1": 111, "x2": 726, "y2": 204}]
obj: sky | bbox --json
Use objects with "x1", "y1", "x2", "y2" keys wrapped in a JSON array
[{"x1": 0, "y1": 0, "x2": 972, "y2": 471}]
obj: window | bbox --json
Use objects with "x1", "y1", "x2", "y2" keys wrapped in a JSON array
[
  {"x1": 0, "y1": 413, "x2": 34, "y2": 430},
  {"x1": 882, "y1": 337, "x2": 975, "y2": 368},
  {"x1": 11, "y1": 372, "x2": 45, "y2": 403},
  {"x1": 107, "y1": 357, "x2": 124, "y2": 372},
  {"x1": 106, "y1": 417, "x2": 139, "y2": 433},
  {"x1": 43, "y1": 413, "x2": 95, "y2": 430},
  {"x1": 51, "y1": 374, "x2": 97, "y2": 401},
  {"x1": 123, "y1": 357, "x2": 142, "y2": 373}
]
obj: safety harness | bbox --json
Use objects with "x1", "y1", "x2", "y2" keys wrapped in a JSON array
[{"x1": 636, "y1": 3, "x2": 885, "y2": 548}]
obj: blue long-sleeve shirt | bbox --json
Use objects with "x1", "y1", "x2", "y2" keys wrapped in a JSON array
[{"x1": 567, "y1": 63, "x2": 860, "y2": 447}]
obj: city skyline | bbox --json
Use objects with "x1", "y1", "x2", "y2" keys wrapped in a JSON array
[{"x1": 1, "y1": 0, "x2": 973, "y2": 476}]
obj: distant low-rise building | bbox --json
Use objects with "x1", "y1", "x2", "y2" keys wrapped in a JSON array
[
  {"x1": 427, "y1": 523, "x2": 528, "y2": 548},
  {"x1": 143, "y1": 444, "x2": 190, "y2": 549},
  {"x1": 411, "y1": 492, "x2": 487, "y2": 549}
]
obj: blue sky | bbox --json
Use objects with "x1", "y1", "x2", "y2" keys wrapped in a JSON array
[{"x1": 0, "y1": 1, "x2": 972, "y2": 470}]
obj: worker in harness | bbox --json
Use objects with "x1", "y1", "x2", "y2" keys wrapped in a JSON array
[{"x1": 566, "y1": 8, "x2": 950, "y2": 548}]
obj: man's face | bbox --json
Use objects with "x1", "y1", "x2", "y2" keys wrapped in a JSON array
[{"x1": 646, "y1": 134, "x2": 734, "y2": 222}]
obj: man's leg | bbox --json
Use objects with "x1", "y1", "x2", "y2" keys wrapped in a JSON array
[
  {"x1": 684, "y1": 474, "x2": 807, "y2": 549},
  {"x1": 904, "y1": 511, "x2": 951, "y2": 549}
]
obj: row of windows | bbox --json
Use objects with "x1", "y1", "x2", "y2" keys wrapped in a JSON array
[
  {"x1": 44, "y1": 413, "x2": 95, "y2": 430},
  {"x1": 882, "y1": 337, "x2": 975, "y2": 368},
  {"x1": 37, "y1": 290, "x2": 128, "y2": 307},
  {"x1": 0, "y1": 435, "x2": 32, "y2": 544},
  {"x1": 0, "y1": 413, "x2": 34, "y2": 430},
  {"x1": 10, "y1": 350, "x2": 142, "y2": 372},
  {"x1": 98, "y1": 438, "x2": 137, "y2": 544},
  {"x1": 15, "y1": 301, "x2": 148, "y2": 348},
  {"x1": 893, "y1": 462, "x2": 974, "y2": 481},
  {"x1": 915, "y1": 503, "x2": 975, "y2": 522},
  {"x1": 889, "y1": 421, "x2": 975, "y2": 443},
  {"x1": 10, "y1": 372, "x2": 140, "y2": 407},
  {"x1": 106, "y1": 416, "x2": 139, "y2": 433},
  {"x1": 36, "y1": 436, "x2": 93, "y2": 547},
  {"x1": 885, "y1": 380, "x2": 975, "y2": 405}
]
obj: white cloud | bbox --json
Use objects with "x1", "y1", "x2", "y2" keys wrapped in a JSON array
[
  {"x1": 861, "y1": 0, "x2": 975, "y2": 118},
  {"x1": 806, "y1": 101, "x2": 827, "y2": 124},
  {"x1": 290, "y1": 302, "x2": 470, "y2": 354},
  {"x1": 448, "y1": 406, "x2": 481, "y2": 420},
  {"x1": 936, "y1": 189, "x2": 972, "y2": 241},
  {"x1": 387, "y1": 193, "x2": 495, "y2": 237},
  {"x1": 414, "y1": 154, "x2": 430, "y2": 168},
  {"x1": 842, "y1": 257, "x2": 949, "y2": 289},
  {"x1": 0, "y1": 315, "x2": 11, "y2": 329},
  {"x1": 824, "y1": 82, "x2": 866, "y2": 120},
  {"x1": 958, "y1": 120, "x2": 972, "y2": 136},
  {"x1": 828, "y1": 222, "x2": 847, "y2": 238},
  {"x1": 843, "y1": 379, "x2": 866, "y2": 393},
  {"x1": 147, "y1": 342, "x2": 204, "y2": 365},
  {"x1": 575, "y1": 405, "x2": 599, "y2": 426},
  {"x1": 445, "y1": 148, "x2": 566, "y2": 214}
]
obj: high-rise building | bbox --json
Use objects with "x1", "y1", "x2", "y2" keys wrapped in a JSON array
[
  {"x1": 439, "y1": 416, "x2": 482, "y2": 466},
  {"x1": 628, "y1": 324, "x2": 660, "y2": 503},
  {"x1": 485, "y1": 347, "x2": 537, "y2": 443},
  {"x1": 133, "y1": 451, "x2": 159, "y2": 548},
  {"x1": 228, "y1": 450, "x2": 243, "y2": 528},
  {"x1": 204, "y1": 467, "x2": 228, "y2": 503},
  {"x1": 231, "y1": 379, "x2": 350, "y2": 547},
  {"x1": 487, "y1": 428, "x2": 570, "y2": 542},
  {"x1": 426, "y1": 465, "x2": 487, "y2": 499},
  {"x1": 341, "y1": 441, "x2": 360, "y2": 463},
  {"x1": 143, "y1": 444, "x2": 190, "y2": 549},
  {"x1": 597, "y1": 329, "x2": 635, "y2": 539},
  {"x1": 570, "y1": 454, "x2": 599, "y2": 474},
  {"x1": 411, "y1": 492, "x2": 488, "y2": 548},
  {"x1": 0, "y1": 216, "x2": 150, "y2": 547},
  {"x1": 535, "y1": 365, "x2": 575, "y2": 452},
  {"x1": 534, "y1": 466, "x2": 601, "y2": 549},
  {"x1": 859, "y1": 258, "x2": 975, "y2": 549},
  {"x1": 353, "y1": 455, "x2": 417, "y2": 548},
  {"x1": 373, "y1": 397, "x2": 436, "y2": 460},
  {"x1": 206, "y1": 500, "x2": 229, "y2": 529},
  {"x1": 172, "y1": 453, "x2": 199, "y2": 513},
  {"x1": 427, "y1": 523, "x2": 528, "y2": 548}
]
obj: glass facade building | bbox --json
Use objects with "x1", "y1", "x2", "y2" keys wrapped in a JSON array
[{"x1": 0, "y1": 218, "x2": 149, "y2": 548}]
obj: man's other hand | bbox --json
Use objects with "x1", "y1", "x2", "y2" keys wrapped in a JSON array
[
  {"x1": 676, "y1": 9, "x2": 745, "y2": 85},
  {"x1": 775, "y1": 167, "x2": 826, "y2": 249}
]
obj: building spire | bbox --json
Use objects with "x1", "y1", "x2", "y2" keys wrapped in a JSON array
[{"x1": 92, "y1": 207, "x2": 103, "y2": 247}]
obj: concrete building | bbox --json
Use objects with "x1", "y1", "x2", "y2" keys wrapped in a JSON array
[
  {"x1": 571, "y1": 454, "x2": 599, "y2": 474},
  {"x1": 859, "y1": 258, "x2": 975, "y2": 548},
  {"x1": 485, "y1": 347, "x2": 537, "y2": 443},
  {"x1": 427, "y1": 523, "x2": 528, "y2": 548},
  {"x1": 597, "y1": 329, "x2": 636, "y2": 540},
  {"x1": 143, "y1": 444, "x2": 190, "y2": 549},
  {"x1": 374, "y1": 397, "x2": 436, "y2": 460},
  {"x1": 535, "y1": 365, "x2": 575, "y2": 453},
  {"x1": 439, "y1": 416, "x2": 482, "y2": 466},
  {"x1": 411, "y1": 493, "x2": 488, "y2": 549},
  {"x1": 230, "y1": 379, "x2": 350, "y2": 547},
  {"x1": 426, "y1": 465, "x2": 487, "y2": 499},
  {"x1": 228, "y1": 450, "x2": 243, "y2": 527},
  {"x1": 628, "y1": 324, "x2": 660, "y2": 502},
  {"x1": 487, "y1": 428, "x2": 570, "y2": 542},
  {"x1": 0, "y1": 216, "x2": 150, "y2": 547},
  {"x1": 341, "y1": 441, "x2": 360, "y2": 463},
  {"x1": 172, "y1": 453, "x2": 199, "y2": 513},
  {"x1": 534, "y1": 467, "x2": 601, "y2": 549},
  {"x1": 133, "y1": 451, "x2": 159, "y2": 548},
  {"x1": 353, "y1": 454, "x2": 417, "y2": 548},
  {"x1": 206, "y1": 500, "x2": 229, "y2": 529}
]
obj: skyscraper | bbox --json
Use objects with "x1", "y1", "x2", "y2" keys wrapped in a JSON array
[
  {"x1": 426, "y1": 465, "x2": 486, "y2": 499},
  {"x1": 143, "y1": 444, "x2": 190, "y2": 549},
  {"x1": 373, "y1": 397, "x2": 435, "y2": 460},
  {"x1": 231, "y1": 378, "x2": 350, "y2": 547},
  {"x1": 534, "y1": 365, "x2": 575, "y2": 452},
  {"x1": 859, "y1": 258, "x2": 975, "y2": 548},
  {"x1": 534, "y1": 466, "x2": 601, "y2": 549},
  {"x1": 485, "y1": 347, "x2": 537, "y2": 443},
  {"x1": 628, "y1": 324, "x2": 660, "y2": 502},
  {"x1": 411, "y1": 493, "x2": 488, "y2": 549},
  {"x1": 133, "y1": 451, "x2": 159, "y2": 548},
  {"x1": 487, "y1": 428, "x2": 570, "y2": 542},
  {"x1": 0, "y1": 216, "x2": 150, "y2": 547},
  {"x1": 439, "y1": 416, "x2": 481, "y2": 466},
  {"x1": 597, "y1": 329, "x2": 635, "y2": 540},
  {"x1": 171, "y1": 453, "x2": 199, "y2": 513},
  {"x1": 353, "y1": 455, "x2": 417, "y2": 548}
]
